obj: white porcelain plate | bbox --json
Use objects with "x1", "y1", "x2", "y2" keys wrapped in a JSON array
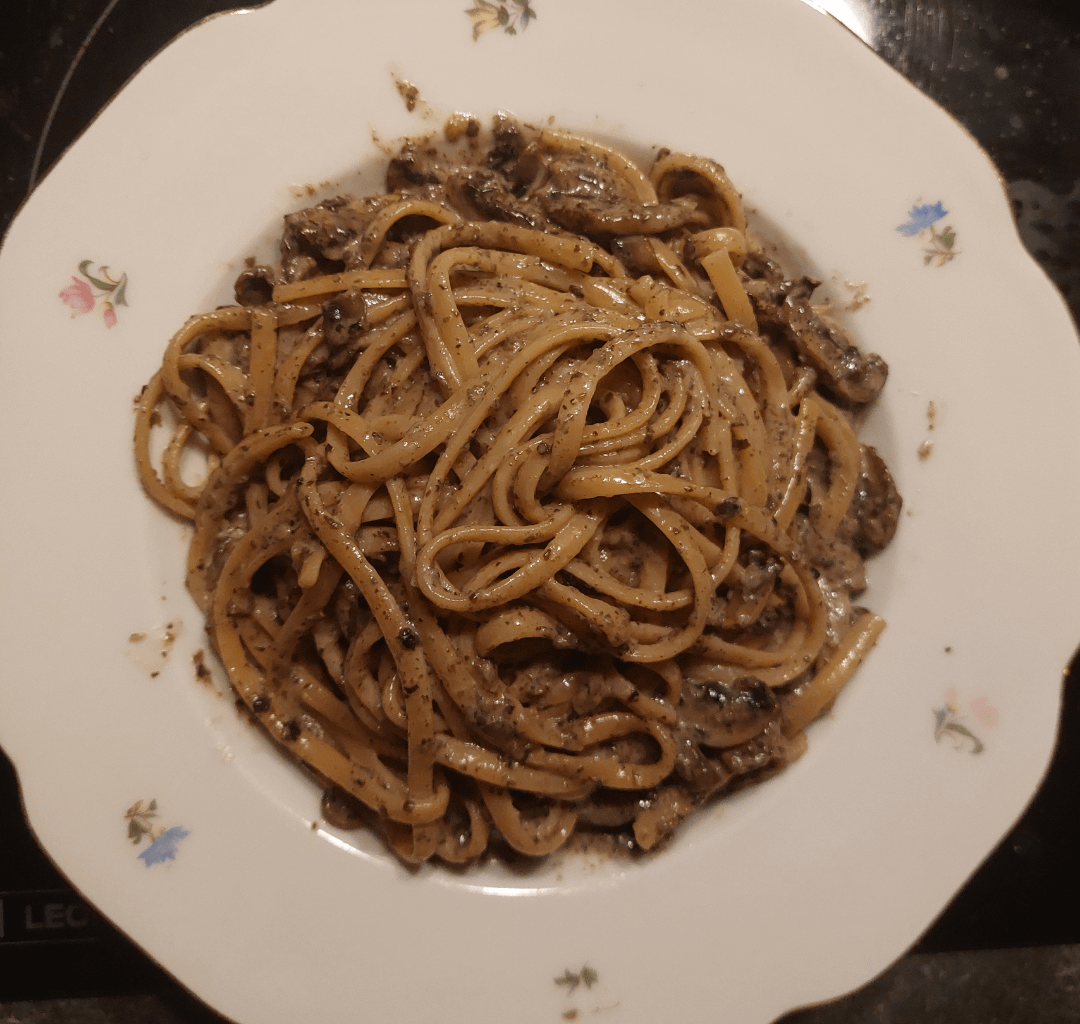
[{"x1": 2, "y1": 2, "x2": 1079, "y2": 1022}]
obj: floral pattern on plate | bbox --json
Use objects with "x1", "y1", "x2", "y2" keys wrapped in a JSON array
[
  {"x1": 59, "y1": 260, "x2": 128, "y2": 327},
  {"x1": 467, "y1": 0, "x2": 537, "y2": 40},
  {"x1": 124, "y1": 798, "x2": 191, "y2": 866},
  {"x1": 896, "y1": 202, "x2": 959, "y2": 266},
  {"x1": 933, "y1": 687, "x2": 999, "y2": 754},
  {"x1": 555, "y1": 965, "x2": 615, "y2": 1019}
]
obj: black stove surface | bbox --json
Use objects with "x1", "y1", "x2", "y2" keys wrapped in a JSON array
[{"x1": 2, "y1": 1, "x2": 1079, "y2": 1020}]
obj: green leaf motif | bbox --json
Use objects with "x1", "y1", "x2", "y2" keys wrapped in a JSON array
[
  {"x1": 78, "y1": 259, "x2": 123, "y2": 293},
  {"x1": 123, "y1": 797, "x2": 159, "y2": 844},
  {"x1": 555, "y1": 965, "x2": 597, "y2": 994},
  {"x1": 465, "y1": 0, "x2": 535, "y2": 40},
  {"x1": 555, "y1": 969, "x2": 580, "y2": 992},
  {"x1": 939, "y1": 226, "x2": 956, "y2": 249},
  {"x1": 114, "y1": 274, "x2": 129, "y2": 307},
  {"x1": 944, "y1": 721, "x2": 984, "y2": 754}
]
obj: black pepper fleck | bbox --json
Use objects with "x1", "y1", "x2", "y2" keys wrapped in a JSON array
[{"x1": 398, "y1": 627, "x2": 421, "y2": 649}]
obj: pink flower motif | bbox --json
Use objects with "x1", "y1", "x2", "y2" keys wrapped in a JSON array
[
  {"x1": 970, "y1": 697, "x2": 999, "y2": 728},
  {"x1": 60, "y1": 262, "x2": 130, "y2": 327},
  {"x1": 60, "y1": 276, "x2": 94, "y2": 316},
  {"x1": 944, "y1": 686, "x2": 959, "y2": 710}
]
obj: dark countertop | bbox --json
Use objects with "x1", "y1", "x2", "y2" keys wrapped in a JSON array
[{"x1": 2, "y1": 1, "x2": 1079, "y2": 1020}]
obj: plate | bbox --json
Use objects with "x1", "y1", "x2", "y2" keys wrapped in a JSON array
[{"x1": 2, "y1": 1, "x2": 1079, "y2": 1022}]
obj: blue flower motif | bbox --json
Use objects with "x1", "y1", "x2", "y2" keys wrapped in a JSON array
[
  {"x1": 138, "y1": 825, "x2": 191, "y2": 866},
  {"x1": 896, "y1": 202, "x2": 948, "y2": 236}
]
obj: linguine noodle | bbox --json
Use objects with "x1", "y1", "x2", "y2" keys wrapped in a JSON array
[{"x1": 135, "y1": 117, "x2": 900, "y2": 862}]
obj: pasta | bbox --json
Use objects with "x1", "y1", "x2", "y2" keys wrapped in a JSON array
[{"x1": 135, "y1": 117, "x2": 900, "y2": 863}]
